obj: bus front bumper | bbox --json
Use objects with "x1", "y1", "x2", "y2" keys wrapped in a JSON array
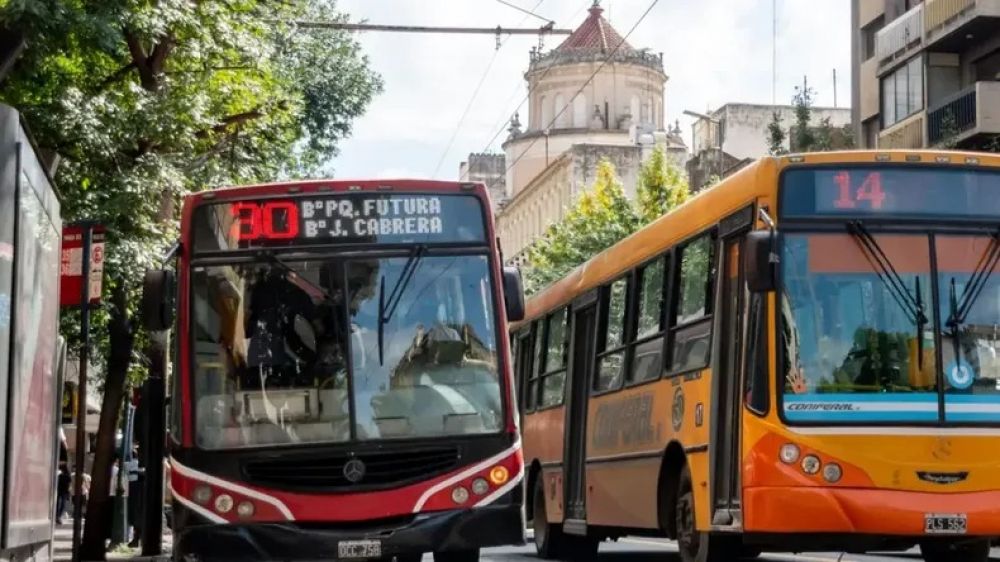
[
  {"x1": 172, "y1": 504, "x2": 525, "y2": 561},
  {"x1": 744, "y1": 486, "x2": 1000, "y2": 537}
]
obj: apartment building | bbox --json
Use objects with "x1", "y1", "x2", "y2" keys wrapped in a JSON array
[{"x1": 851, "y1": 0, "x2": 1000, "y2": 149}]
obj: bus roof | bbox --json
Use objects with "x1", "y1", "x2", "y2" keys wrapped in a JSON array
[
  {"x1": 513, "y1": 149, "x2": 1000, "y2": 328},
  {"x1": 184, "y1": 178, "x2": 491, "y2": 209}
]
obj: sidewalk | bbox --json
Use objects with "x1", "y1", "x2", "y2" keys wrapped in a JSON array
[{"x1": 52, "y1": 521, "x2": 172, "y2": 561}]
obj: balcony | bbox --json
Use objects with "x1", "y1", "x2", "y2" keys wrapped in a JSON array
[
  {"x1": 875, "y1": 3, "x2": 924, "y2": 66},
  {"x1": 927, "y1": 81, "x2": 1000, "y2": 146},
  {"x1": 879, "y1": 111, "x2": 926, "y2": 149},
  {"x1": 924, "y1": 0, "x2": 1000, "y2": 48}
]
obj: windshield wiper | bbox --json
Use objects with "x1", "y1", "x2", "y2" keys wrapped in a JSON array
[
  {"x1": 377, "y1": 245, "x2": 426, "y2": 366},
  {"x1": 945, "y1": 228, "x2": 1000, "y2": 330},
  {"x1": 258, "y1": 251, "x2": 337, "y2": 305},
  {"x1": 846, "y1": 221, "x2": 929, "y2": 367}
]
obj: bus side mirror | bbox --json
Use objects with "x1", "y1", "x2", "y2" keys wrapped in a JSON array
[
  {"x1": 745, "y1": 230, "x2": 778, "y2": 293},
  {"x1": 142, "y1": 269, "x2": 176, "y2": 332},
  {"x1": 502, "y1": 267, "x2": 526, "y2": 322}
]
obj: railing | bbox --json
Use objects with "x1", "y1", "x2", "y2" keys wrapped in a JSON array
[
  {"x1": 924, "y1": 0, "x2": 975, "y2": 34},
  {"x1": 529, "y1": 49, "x2": 664, "y2": 72},
  {"x1": 927, "y1": 85, "x2": 977, "y2": 145},
  {"x1": 879, "y1": 112, "x2": 925, "y2": 149},
  {"x1": 875, "y1": 3, "x2": 924, "y2": 63}
]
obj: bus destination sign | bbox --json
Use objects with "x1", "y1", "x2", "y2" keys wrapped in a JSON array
[
  {"x1": 192, "y1": 193, "x2": 486, "y2": 251},
  {"x1": 781, "y1": 166, "x2": 1000, "y2": 219}
]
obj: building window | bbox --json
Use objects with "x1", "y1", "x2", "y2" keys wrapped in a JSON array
[
  {"x1": 573, "y1": 94, "x2": 587, "y2": 128},
  {"x1": 860, "y1": 16, "x2": 884, "y2": 61},
  {"x1": 540, "y1": 95, "x2": 550, "y2": 130},
  {"x1": 881, "y1": 56, "x2": 923, "y2": 128},
  {"x1": 553, "y1": 93, "x2": 566, "y2": 128}
]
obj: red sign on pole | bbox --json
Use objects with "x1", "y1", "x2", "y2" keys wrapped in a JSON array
[{"x1": 60, "y1": 225, "x2": 105, "y2": 307}]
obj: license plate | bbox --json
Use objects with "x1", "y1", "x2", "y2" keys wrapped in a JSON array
[
  {"x1": 924, "y1": 513, "x2": 967, "y2": 535},
  {"x1": 337, "y1": 539, "x2": 382, "y2": 559}
]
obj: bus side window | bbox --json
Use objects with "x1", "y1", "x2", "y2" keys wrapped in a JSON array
[
  {"x1": 513, "y1": 328, "x2": 534, "y2": 412},
  {"x1": 629, "y1": 255, "x2": 668, "y2": 384},
  {"x1": 595, "y1": 276, "x2": 629, "y2": 392},
  {"x1": 537, "y1": 309, "x2": 568, "y2": 408},
  {"x1": 669, "y1": 233, "x2": 716, "y2": 374},
  {"x1": 744, "y1": 292, "x2": 769, "y2": 415}
]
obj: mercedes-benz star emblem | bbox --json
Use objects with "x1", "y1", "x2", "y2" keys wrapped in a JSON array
[{"x1": 343, "y1": 458, "x2": 366, "y2": 483}]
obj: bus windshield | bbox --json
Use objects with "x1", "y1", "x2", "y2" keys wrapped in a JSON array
[
  {"x1": 191, "y1": 253, "x2": 502, "y2": 449},
  {"x1": 781, "y1": 232, "x2": 1000, "y2": 424}
]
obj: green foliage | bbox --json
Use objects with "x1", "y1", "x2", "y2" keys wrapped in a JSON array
[
  {"x1": 792, "y1": 80, "x2": 816, "y2": 151},
  {"x1": 1, "y1": 0, "x2": 382, "y2": 381},
  {"x1": 523, "y1": 150, "x2": 693, "y2": 295},
  {"x1": 523, "y1": 159, "x2": 641, "y2": 294},
  {"x1": 767, "y1": 112, "x2": 787, "y2": 156},
  {"x1": 814, "y1": 116, "x2": 835, "y2": 151},
  {"x1": 636, "y1": 145, "x2": 690, "y2": 224}
]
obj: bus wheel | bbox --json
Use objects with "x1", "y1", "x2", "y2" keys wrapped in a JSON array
[
  {"x1": 675, "y1": 465, "x2": 737, "y2": 562},
  {"x1": 532, "y1": 477, "x2": 564, "y2": 558},
  {"x1": 432, "y1": 549, "x2": 479, "y2": 562},
  {"x1": 920, "y1": 539, "x2": 989, "y2": 562}
]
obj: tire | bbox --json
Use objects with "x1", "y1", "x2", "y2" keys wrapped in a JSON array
[
  {"x1": 920, "y1": 539, "x2": 989, "y2": 562},
  {"x1": 675, "y1": 465, "x2": 739, "y2": 562},
  {"x1": 432, "y1": 549, "x2": 478, "y2": 562},
  {"x1": 531, "y1": 477, "x2": 599, "y2": 560}
]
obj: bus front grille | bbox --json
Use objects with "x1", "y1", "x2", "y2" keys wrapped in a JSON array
[{"x1": 242, "y1": 446, "x2": 461, "y2": 490}]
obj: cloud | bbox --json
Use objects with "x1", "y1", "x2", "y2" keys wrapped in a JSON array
[{"x1": 328, "y1": 0, "x2": 850, "y2": 180}]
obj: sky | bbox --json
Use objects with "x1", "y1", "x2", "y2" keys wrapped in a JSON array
[{"x1": 327, "y1": 0, "x2": 851, "y2": 181}]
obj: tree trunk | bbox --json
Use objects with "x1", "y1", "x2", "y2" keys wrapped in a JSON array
[{"x1": 80, "y1": 285, "x2": 135, "y2": 560}]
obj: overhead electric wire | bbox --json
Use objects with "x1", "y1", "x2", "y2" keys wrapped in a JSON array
[
  {"x1": 432, "y1": 0, "x2": 547, "y2": 179},
  {"x1": 460, "y1": 0, "x2": 593, "y2": 181},
  {"x1": 486, "y1": 0, "x2": 661, "y2": 193}
]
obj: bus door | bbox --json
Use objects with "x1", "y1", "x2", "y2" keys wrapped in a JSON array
[
  {"x1": 710, "y1": 206, "x2": 754, "y2": 528},
  {"x1": 562, "y1": 290, "x2": 598, "y2": 534}
]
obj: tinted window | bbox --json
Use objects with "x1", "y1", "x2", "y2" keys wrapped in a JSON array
[
  {"x1": 595, "y1": 278, "x2": 629, "y2": 392},
  {"x1": 677, "y1": 235, "x2": 713, "y2": 324},
  {"x1": 637, "y1": 259, "x2": 665, "y2": 338},
  {"x1": 545, "y1": 308, "x2": 567, "y2": 372}
]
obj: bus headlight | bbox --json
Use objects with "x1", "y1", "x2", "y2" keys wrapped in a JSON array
[
  {"x1": 779, "y1": 444, "x2": 800, "y2": 464},
  {"x1": 451, "y1": 486, "x2": 469, "y2": 504},
  {"x1": 822, "y1": 463, "x2": 843, "y2": 483},
  {"x1": 214, "y1": 493, "x2": 234, "y2": 514},
  {"x1": 236, "y1": 501, "x2": 255, "y2": 519},
  {"x1": 489, "y1": 466, "x2": 509, "y2": 485},
  {"x1": 471, "y1": 478, "x2": 490, "y2": 496},
  {"x1": 193, "y1": 485, "x2": 212, "y2": 505},
  {"x1": 801, "y1": 455, "x2": 821, "y2": 475}
]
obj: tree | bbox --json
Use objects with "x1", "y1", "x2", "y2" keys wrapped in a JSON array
[
  {"x1": 523, "y1": 149, "x2": 693, "y2": 295},
  {"x1": 814, "y1": 116, "x2": 835, "y2": 151},
  {"x1": 791, "y1": 77, "x2": 817, "y2": 152},
  {"x1": 636, "y1": 145, "x2": 690, "y2": 224},
  {"x1": 523, "y1": 159, "x2": 640, "y2": 294},
  {"x1": 0, "y1": 1, "x2": 380, "y2": 557},
  {"x1": 767, "y1": 111, "x2": 787, "y2": 156}
]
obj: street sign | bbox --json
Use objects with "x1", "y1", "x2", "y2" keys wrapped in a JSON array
[{"x1": 60, "y1": 225, "x2": 105, "y2": 307}]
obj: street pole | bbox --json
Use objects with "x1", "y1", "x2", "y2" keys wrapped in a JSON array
[
  {"x1": 111, "y1": 396, "x2": 132, "y2": 545},
  {"x1": 70, "y1": 223, "x2": 92, "y2": 562},
  {"x1": 141, "y1": 333, "x2": 167, "y2": 556}
]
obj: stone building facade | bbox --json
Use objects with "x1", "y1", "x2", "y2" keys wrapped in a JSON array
[{"x1": 483, "y1": 2, "x2": 686, "y2": 265}]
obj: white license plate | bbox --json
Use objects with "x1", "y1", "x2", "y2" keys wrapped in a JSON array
[
  {"x1": 337, "y1": 539, "x2": 382, "y2": 559},
  {"x1": 924, "y1": 513, "x2": 967, "y2": 535}
]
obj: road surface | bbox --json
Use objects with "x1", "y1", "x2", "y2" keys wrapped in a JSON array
[{"x1": 466, "y1": 537, "x2": 1000, "y2": 561}]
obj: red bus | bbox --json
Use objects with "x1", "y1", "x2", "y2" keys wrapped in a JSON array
[{"x1": 144, "y1": 179, "x2": 526, "y2": 562}]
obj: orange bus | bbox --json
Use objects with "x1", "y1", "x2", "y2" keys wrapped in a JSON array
[{"x1": 512, "y1": 150, "x2": 1000, "y2": 562}]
